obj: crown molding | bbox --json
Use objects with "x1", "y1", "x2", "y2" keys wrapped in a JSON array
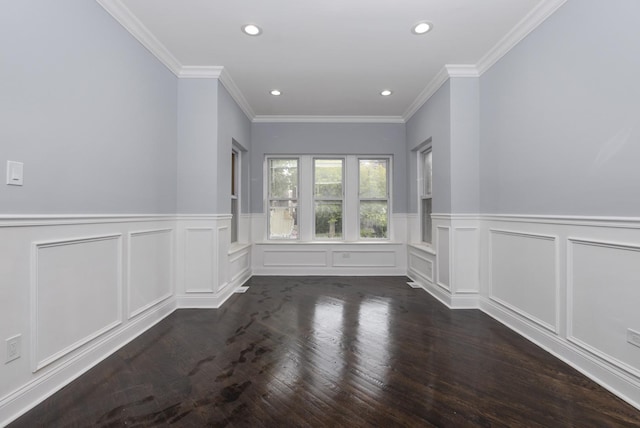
[
  {"x1": 445, "y1": 64, "x2": 480, "y2": 78},
  {"x1": 178, "y1": 66, "x2": 223, "y2": 79},
  {"x1": 252, "y1": 115, "x2": 405, "y2": 124},
  {"x1": 476, "y1": 0, "x2": 568, "y2": 74},
  {"x1": 219, "y1": 69, "x2": 255, "y2": 121},
  {"x1": 402, "y1": 66, "x2": 450, "y2": 121},
  {"x1": 96, "y1": 0, "x2": 182, "y2": 75},
  {"x1": 404, "y1": 0, "x2": 566, "y2": 122}
]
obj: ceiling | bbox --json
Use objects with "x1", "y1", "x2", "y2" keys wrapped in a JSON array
[{"x1": 97, "y1": 0, "x2": 565, "y2": 121}]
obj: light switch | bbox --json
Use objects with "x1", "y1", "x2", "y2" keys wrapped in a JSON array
[{"x1": 6, "y1": 161, "x2": 24, "y2": 186}]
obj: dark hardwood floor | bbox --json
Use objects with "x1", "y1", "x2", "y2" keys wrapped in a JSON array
[{"x1": 10, "y1": 276, "x2": 640, "y2": 427}]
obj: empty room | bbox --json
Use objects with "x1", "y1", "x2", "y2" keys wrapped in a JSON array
[{"x1": 2, "y1": 0, "x2": 640, "y2": 426}]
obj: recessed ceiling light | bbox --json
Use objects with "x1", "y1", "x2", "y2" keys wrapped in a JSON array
[
  {"x1": 242, "y1": 24, "x2": 262, "y2": 36},
  {"x1": 270, "y1": 89, "x2": 281, "y2": 96},
  {"x1": 411, "y1": 21, "x2": 433, "y2": 35},
  {"x1": 380, "y1": 89, "x2": 393, "y2": 96}
]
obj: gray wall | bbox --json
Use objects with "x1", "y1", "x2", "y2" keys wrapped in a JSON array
[
  {"x1": 480, "y1": 0, "x2": 640, "y2": 216},
  {"x1": 250, "y1": 122, "x2": 407, "y2": 213},
  {"x1": 218, "y1": 85, "x2": 252, "y2": 214},
  {"x1": 406, "y1": 81, "x2": 451, "y2": 214},
  {"x1": 0, "y1": 0, "x2": 177, "y2": 214},
  {"x1": 177, "y1": 79, "x2": 218, "y2": 214},
  {"x1": 450, "y1": 77, "x2": 480, "y2": 214}
]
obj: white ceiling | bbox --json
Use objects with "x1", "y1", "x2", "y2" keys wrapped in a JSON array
[{"x1": 97, "y1": 0, "x2": 565, "y2": 121}]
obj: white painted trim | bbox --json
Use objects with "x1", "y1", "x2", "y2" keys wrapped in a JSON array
[
  {"x1": 0, "y1": 298, "x2": 176, "y2": 428},
  {"x1": 475, "y1": 0, "x2": 568, "y2": 75},
  {"x1": 262, "y1": 249, "x2": 327, "y2": 267},
  {"x1": 481, "y1": 296, "x2": 640, "y2": 411},
  {"x1": 30, "y1": 234, "x2": 124, "y2": 372},
  {"x1": 487, "y1": 228, "x2": 560, "y2": 334},
  {"x1": 402, "y1": 66, "x2": 450, "y2": 121},
  {"x1": 252, "y1": 115, "x2": 405, "y2": 124},
  {"x1": 404, "y1": 0, "x2": 567, "y2": 122},
  {"x1": 445, "y1": 64, "x2": 480, "y2": 77},
  {"x1": 126, "y1": 229, "x2": 175, "y2": 320},
  {"x1": 96, "y1": 0, "x2": 182, "y2": 75},
  {"x1": 0, "y1": 214, "x2": 175, "y2": 227},
  {"x1": 219, "y1": 68, "x2": 255, "y2": 121},
  {"x1": 435, "y1": 225, "x2": 451, "y2": 291},
  {"x1": 178, "y1": 66, "x2": 223, "y2": 79},
  {"x1": 566, "y1": 237, "x2": 640, "y2": 380},
  {"x1": 184, "y1": 227, "x2": 215, "y2": 293}
]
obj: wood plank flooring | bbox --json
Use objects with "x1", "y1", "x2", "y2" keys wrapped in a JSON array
[{"x1": 10, "y1": 276, "x2": 640, "y2": 427}]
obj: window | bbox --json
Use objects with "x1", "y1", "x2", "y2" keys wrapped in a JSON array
[
  {"x1": 314, "y1": 159, "x2": 344, "y2": 239},
  {"x1": 231, "y1": 150, "x2": 238, "y2": 243},
  {"x1": 266, "y1": 155, "x2": 391, "y2": 241},
  {"x1": 268, "y1": 158, "x2": 299, "y2": 240},
  {"x1": 420, "y1": 148, "x2": 433, "y2": 244},
  {"x1": 359, "y1": 159, "x2": 389, "y2": 239}
]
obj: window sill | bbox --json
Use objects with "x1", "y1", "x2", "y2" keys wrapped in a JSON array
[{"x1": 407, "y1": 242, "x2": 436, "y2": 256}]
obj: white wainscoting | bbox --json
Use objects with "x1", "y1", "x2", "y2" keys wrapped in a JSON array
[
  {"x1": 488, "y1": 229, "x2": 559, "y2": 333},
  {"x1": 0, "y1": 216, "x2": 177, "y2": 427},
  {"x1": 31, "y1": 234, "x2": 123, "y2": 372},
  {"x1": 251, "y1": 213, "x2": 407, "y2": 276},
  {"x1": 477, "y1": 214, "x2": 640, "y2": 411},
  {"x1": 409, "y1": 215, "x2": 480, "y2": 308},
  {"x1": 128, "y1": 229, "x2": 174, "y2": 319},
  {"x1": 175, "y1": 215, "x2": 251, "y2": 308},
  {"x1": 567, "y1": 238, "x2": 640, "y2": 380}
]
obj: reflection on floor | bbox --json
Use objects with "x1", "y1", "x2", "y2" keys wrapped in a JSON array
[{"x1": 10, "y1": 276, "x2": 640, "y2": 427}]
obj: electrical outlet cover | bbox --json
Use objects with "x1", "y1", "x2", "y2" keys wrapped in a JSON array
[
  {"x1": 6, "y1": 334, "x2": 21, "y2": 363},
  {"x1": 627, "y1": 329, "x2": 640, "y2": 349}
]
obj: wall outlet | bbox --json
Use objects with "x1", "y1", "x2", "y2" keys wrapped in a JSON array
[
  {"x1": 5, "y1": 334, "x2": 21, "y2": 363},
  {"x1": 627, "y1": 329, "x2": 640, "y2": 349}
]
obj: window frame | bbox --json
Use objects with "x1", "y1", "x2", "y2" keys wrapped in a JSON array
[
  {"x1": 419, "y1": 147, "x2": 433, "y2": 245},
  {"x1": 357, "y1": 157, "x2": 390, "y2": 240},
  {"x1": 231, "y1": 149, "x2": 239, "y2": 243},
  {"x1": 265, "y1": 154, "x2": 392, "y2": 242},
  {"x1": 267, "y1": 157, "x2": 300, "y2": 240},
  {"x1": 313, "y1": 157, "x2": 345, "y2": 240}
]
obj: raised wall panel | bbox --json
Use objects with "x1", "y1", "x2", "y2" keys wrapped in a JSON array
[
  {"x1": 31, "y1": 235, "x2": 122, "y2": 371},
  {"x1": 436, "y1": 226, "x2": 450, "y2": 290},
  {"x1": 409, "y1": 251, "x2": 434, "y2": 282},
  {"x1": 568, "y1": 239, "x2": 640, "y2": 378},
  {"x1": 453, "y1": 227, "x2": 479, "y2": 293},
  {"x1": 229, "y1": 249, "x2": 250, "y2": 282},
  {"x1": 128, "y1": 229, "x2": 173, "y2": 319},
  {"x1": 489, "y1": 229, "x2": 558, "y2": 333},
  {"x1": 332, "y1": 250, "x2": 396, "y2": 267},
  {"x1": 217, "y1": 226, "x2": 229, "y2": 292},
  {"x1": 263, "y1": 250, "x2": 327, "y2": 267},
  {"x1": 184, "y1": 228, "x2": 214, "y2": 293}
]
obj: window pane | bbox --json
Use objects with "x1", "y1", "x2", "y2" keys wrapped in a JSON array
[
  {"x1": 359, "y1": 159, "x2": 387, "y2": 199},
  {"x1": 231, "y1": 198, "x2": 238, "y2": 243},
  {"x1": 269, "y1": 200, "x2": 298, "y2": 239},
  {"x1": 422, "y1": 150, "x2": 432, "y2": 196},
  {"x1": 231, "y1": 152, "x2": 237, "y2": 196},
  {"x1": 360, "y1": 200, "x2": 388, "y2": 238},
  {"x1": 422, "y1": 198, "x2": 432, "y2": 244},
  {"x1": 269, "y1": 159, "x2": 298, "y2": 199},
  {"x1": 315, "y1": 201, "x2": 343, "y2": 239},
  {"x1": 314, "y1": 159, "x2": 343, "y2": 198}
]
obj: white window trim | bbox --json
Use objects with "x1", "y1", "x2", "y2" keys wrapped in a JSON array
[
  {"x1": 419, "y1": 146, "x2": 433, "y2": 246},
  {"x1": 266, "y1": 157, "x2": 300, "y2": 240},
  {"x1": 265, "y1": 154, "x2": 392, "y2": 242},
  {"x1": 357, "y1": 157, "x2": 391, "y2": 241},
  {"x1": 313, "y1": 157, "x2": 345, "y2": 240},
  {"x1": 231, "y1": 148, "x2": 239, "y2": 243}
]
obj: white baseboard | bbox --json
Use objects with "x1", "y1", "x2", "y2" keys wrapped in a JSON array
[
  {"x1": 481, "y1": 297, "x2": 640, "y2": 411},
  {"x1": 0, "y1": 298, "x2": 176, "y2": 427}
]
